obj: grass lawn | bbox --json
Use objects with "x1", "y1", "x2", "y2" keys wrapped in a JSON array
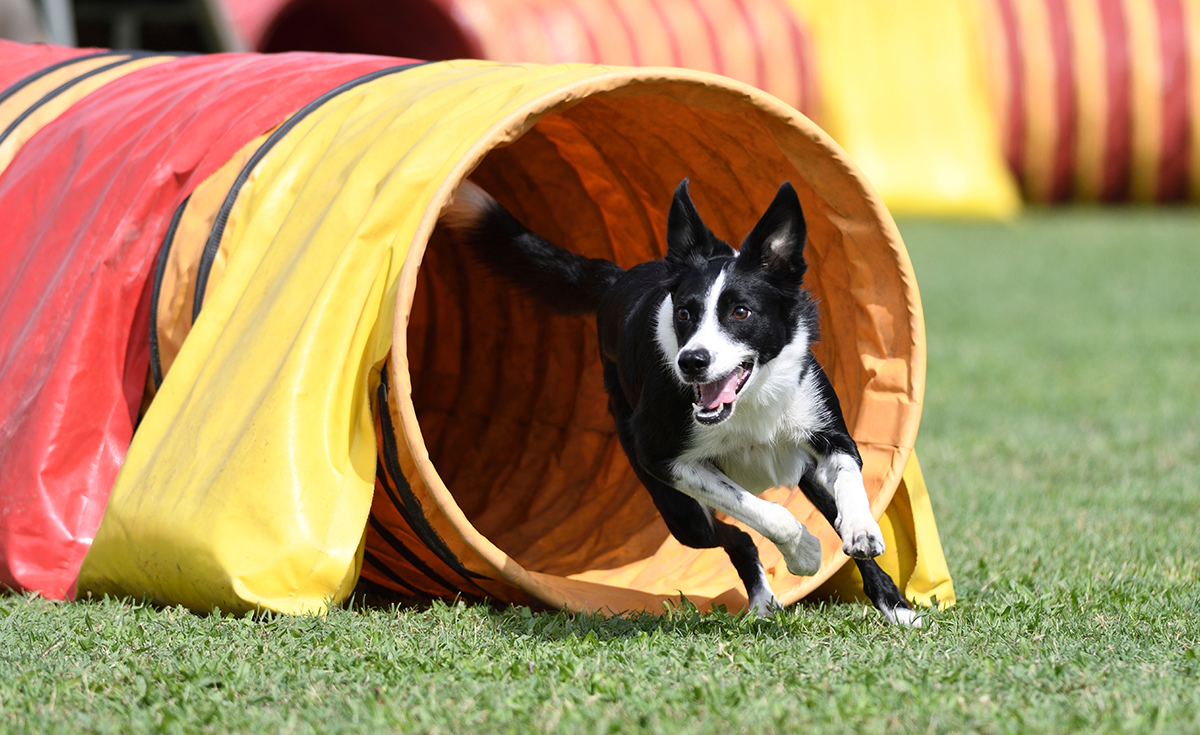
[{"x1": 2, "y1": 208, "x2": 1198, "y2": 734}]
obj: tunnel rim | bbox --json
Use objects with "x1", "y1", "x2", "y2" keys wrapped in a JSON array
[{"x1": 389, "y1": 62, "x2": 924, "y2": 613}]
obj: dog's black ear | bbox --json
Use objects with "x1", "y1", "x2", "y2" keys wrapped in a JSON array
[
  {"x1": 665, "y1": 179, "x2": 705, "y2": 266},
  {"x1": 737, "y1": 182, "x2": 807, "y2": 281},
  {"x1": 665, "y1": 179, "x2": 734, "y2": 266}
]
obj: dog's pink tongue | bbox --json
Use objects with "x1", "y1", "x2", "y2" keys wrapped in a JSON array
[{"x1": 699, "y1": 372, "x2": 741, "y2": 409}]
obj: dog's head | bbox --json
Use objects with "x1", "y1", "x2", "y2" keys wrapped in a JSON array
[{"x1": 655, "y1": 180, "x2": 818, "y2": 426}]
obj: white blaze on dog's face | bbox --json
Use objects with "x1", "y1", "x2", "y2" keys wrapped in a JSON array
[
  {"x1": 655, "y1": 180, "x2": 815, "y2": 426},
  {"x1": 662, "y1": 263, "x2": 755, "y2": 426}
]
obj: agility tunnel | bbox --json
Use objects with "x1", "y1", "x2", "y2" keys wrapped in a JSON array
[
  {"x1": 977, "y1": 0, "x2": 1200, "y2": 203},
  {"x1": 218, "y1": 0, "x2": 1022, "y2": 218},
  {"x1": 0, "y1": 40, "x2": 412, "y2": 598},
  {"x1": 221, "y1": 0, "x2": 820, "y2": 119},
  {"x1": 0, "y1": 41, "x2": 954, "y2": 616},
  {"x1": 788, "y1": 0, "x2": 1023, "y2": 218}
]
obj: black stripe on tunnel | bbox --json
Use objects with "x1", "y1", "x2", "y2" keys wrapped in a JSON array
[
  {"x1": 0, "y1": 52, "x2": 185, "y2": 148},
  {"x1": 366, "y1": 516, "x2": 483, "y2": 600},
  {"x1": 149, "y1": 194, "x2": 190, "y2": 389},
  {"x1": 0, "y1": 50, "x2": 118, "y2": 107},
  {"x1": 361, "y1": 549, "x2": 425, "y2": 597},
  {"x1": 375, "y1": 375, "x2": 492, "y2": 587},
  {"x1": 191, "y1": 61, "x2": 429, "y2": 322}
]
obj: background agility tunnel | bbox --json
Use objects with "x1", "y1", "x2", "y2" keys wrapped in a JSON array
[
  {"x1": 977, "y1": 0, "x2": 1200, "y2": 203},
  {"x1": 222, "y1": 0, "x2": 820, "y2": 119},
  {"x1": 219, "y1": 0, "x2": 1020, "y2": 218},
  {"x1": 0, "y1": 41, "x2": 952, "y2": 614}
]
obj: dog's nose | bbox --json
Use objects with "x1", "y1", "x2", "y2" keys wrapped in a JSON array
[{"x1": 677, "y1": 349, "x2": 712, "y2": 379}]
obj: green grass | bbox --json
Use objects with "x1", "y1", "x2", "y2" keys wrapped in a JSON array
[{"x1": 3, "y1": 208, "x2": 1199, "y2": 734}]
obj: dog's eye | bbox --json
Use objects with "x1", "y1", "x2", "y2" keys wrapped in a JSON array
[
  {"x1": 733, "y1": 306, "x2": 751, "y2": 320},
  {"x1": 676, "y1": 308, "x2": 690, "y2": 321}
]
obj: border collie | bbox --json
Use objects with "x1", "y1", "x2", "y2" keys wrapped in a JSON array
[{"x1": 441, "y1": 179, "x2": 919, "y2": 626}]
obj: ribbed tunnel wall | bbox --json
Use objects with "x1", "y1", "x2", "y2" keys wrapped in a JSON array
[{"x1": 977, "y1": 0, "x2": 1200, "y2": 202}]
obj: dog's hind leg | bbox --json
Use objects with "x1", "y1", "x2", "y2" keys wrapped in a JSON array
[
  {"x1": 797, "y1": 468, "x2": 921, "y2": 627},
  {"x1": 856, "y1": 556, "x2": 921, "y2": 627},
  {"x1": 714, "y1": 522, "x2": 780, "y2": 616}
]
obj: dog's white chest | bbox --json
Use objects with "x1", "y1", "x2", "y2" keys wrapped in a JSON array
[
  {"x1": 679, "y1": 376, "x2": 828, "y2": 495},
  {"x1": 715, "y1": 441, "x2": 811, "y2": 495}
]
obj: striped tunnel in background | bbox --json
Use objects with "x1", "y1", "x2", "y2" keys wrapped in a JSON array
[
  {"x1": 978, "y1": 0, "x2": 1199, "y2": 203},
  {"x1": 222, "y1": 0, "x2": 819, "y2": 119}
]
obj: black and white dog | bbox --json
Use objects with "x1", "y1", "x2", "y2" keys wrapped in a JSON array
[{"x1": 442, "y1": 179, "x2": 918, "y2": 626}]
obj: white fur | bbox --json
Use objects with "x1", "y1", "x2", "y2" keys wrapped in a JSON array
[
  {"x1": 669, "y1": 462, "x2": 821, "y2": 576},
  {"x1": 741, "y1": 326, "x2": 816, "y2": 413},
  {"x1": 681, "y1": 344, "x2": 828, "y2": 494},
  {"x1": 667, "y1": 366, "x2": 833, "y2": 578},
  {"x1": 747, "y1": 566, "x2": 780, "y2": 616},
  {"x1": 765, "y1": 225, "x2": 793, "y2": 264},
  {"x1": 655, "y1": 296, "x2": 680, "y2": 372},
  {"x1": 675, "y1": 269, "x2": 753, "y2": 385},
  {"x1": 815, "y1": 452, "x2": 885, "y2": 559},
  {"x1": 439, "y1": 179, "x2": 493, "y2": 230},
  {"x1": 888, "y1": 607, "x2": 923, "y2": 628}
]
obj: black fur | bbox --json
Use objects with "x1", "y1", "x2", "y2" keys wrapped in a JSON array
[{"x1": 447, "y1": 196, "x2": 622, "y2": 316}]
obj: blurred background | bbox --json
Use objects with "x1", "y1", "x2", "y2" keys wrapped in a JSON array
[{"x1": 3, "y1": 0, "x2": 1198, "y2": 218}]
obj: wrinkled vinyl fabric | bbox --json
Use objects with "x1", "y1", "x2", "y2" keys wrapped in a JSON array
[
  {"x1": 73, "y1": 55, "x2": 953, "y2": 615},
  {"x1": 0, "y1": 51, "x2": 187, "y2": 174},
  {"x1": 978, "y1": 0, "x2": 1200, "y2": 203},
  {"x1": 222, "y1": 0, "x2": 820, "y2": 119},
  {"x1": 0, "y1": 40, "x2": 97, "y2": 91},
  {"x1": 0, "y1": 42, "x2": 406, "y2": 597}
]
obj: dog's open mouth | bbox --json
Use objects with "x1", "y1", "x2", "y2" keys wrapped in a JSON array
[{"x1": 692, "y1": 361, "x2": 754, "y2": 425}]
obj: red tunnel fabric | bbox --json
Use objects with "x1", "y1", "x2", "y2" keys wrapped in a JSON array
[
  {"x1": 0, "y1": 46, "x2": 408, "y2": 598},
  {"x1": 0, "y1": 41, "x2": 100, "y2": 92},
  {"x1": 220, "y1": 0, "x2": 819, "y2": 119},
  {"x1": 978, "y1": 0, "x2": 1200, "y2": 203}
]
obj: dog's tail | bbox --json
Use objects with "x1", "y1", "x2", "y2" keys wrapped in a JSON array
[{"x1": 440, "y1": 180, "x2": 625, "y2": 316}]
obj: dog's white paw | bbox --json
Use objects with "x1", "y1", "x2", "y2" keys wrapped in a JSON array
[
  {"x1": 883, "y1": 605, "x2": 924, "y2": 628},
  {"x1": 748, "y1": 589, "x2": 781, "y2": 618},
  {"x1": 839, "y1": 518, "x2": 885, "y2": 559},
  {"x1": 779, "y1": 526, "x2": 822, "y2": 576}
]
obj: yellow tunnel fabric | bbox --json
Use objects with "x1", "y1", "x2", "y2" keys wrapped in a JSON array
[
  {"x1": 151, "y1": 127, "x2": 278, "y2": 385},
  {"x1": 786, "y1": 0, "x2": 1021, "y2": 218},
  {"x1": 80, "y1": 59, "x2": 952, "y2": 615},
  {"x1": 81, "y1": 61, "x2": 463, "y2": 613}
]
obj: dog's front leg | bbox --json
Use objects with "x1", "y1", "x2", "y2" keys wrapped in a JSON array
[
  {"x1": 814, "y1": 452, "x2": 885, "y2": 559},
  {"x1": 669, "y1": 461, "x2": 821, "y2": 576}
]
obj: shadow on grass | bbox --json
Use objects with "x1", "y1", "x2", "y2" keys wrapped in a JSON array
[
  {"x1": 5, "y1": 564, "x2": 930, "y2": 642},
  {"x1": 346, "y1": 576, "x2": 922, "y2": 642}
]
